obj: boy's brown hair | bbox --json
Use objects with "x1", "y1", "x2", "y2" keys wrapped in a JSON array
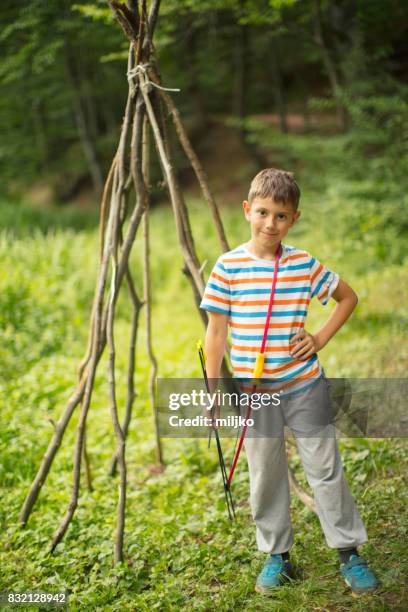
[{"x1": 248, "y1": 168, "x2": 300, "y2": 210}]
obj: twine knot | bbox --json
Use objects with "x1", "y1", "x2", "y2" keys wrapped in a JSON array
[{"x1": 127, "y1": 64, "x2": 180, "y2": 93}]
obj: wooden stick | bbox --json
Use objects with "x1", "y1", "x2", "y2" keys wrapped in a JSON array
[
  {"x1": 82, "y1": 423, "x2": 93, "y2": 492},
  {"x1": 154, "y1": 93, "x2": 200, "y2": 279},
  {"x1": 142, "y1": 116, "x2": 163, "y2": 465},
  {"x1": 78, "y1": 72, "x2": 135, "y2": 380},
  {"x1": 19, "y1": 374, "x2": 87, "y2": 525},
  {"x1": 154, "y1": 71, "x2": 230, "y2": 253},
  {"x1": 49, "y1": 152, "x2": 125, "y2": 552},
  {"x1": 153, "y1": 93, "x2": 209, "y2": 328},
  {"x1": 138, "y1": 72, "x2": 205, "y2": 297},
  {"x1": 109, "y1": 267, "x2": 143, "y2": 476},
  {"x1": 77, "y1": 156, "x2": 116, "y2": 381},
  {"x1": 106, "y1": 198, "x2": 127, "y2": 564}
]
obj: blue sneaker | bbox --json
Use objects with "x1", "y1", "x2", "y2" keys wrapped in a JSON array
[
  {"x1": 255, "y1": 554, "x2": 293, "y2": 595},
  {"x1": 340, "y1": 554, "x2": 379, "y2": 596}
]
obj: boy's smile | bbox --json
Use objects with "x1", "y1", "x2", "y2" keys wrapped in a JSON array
[{"x1": 243, "y1": 197, "x2": 300, "y2": 259}]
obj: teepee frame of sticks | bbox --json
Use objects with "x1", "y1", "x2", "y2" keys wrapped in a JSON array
[{"x1": 18, "y1": 0, "x2": 315, "y2": 565}]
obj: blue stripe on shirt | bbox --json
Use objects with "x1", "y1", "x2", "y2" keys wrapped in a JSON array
[
  {"x1": 231, "y1": 355, "x2": 294, "y2": 363},
  {"x1": 230, "y1": 309, "x2": 307, "y2": 318},
  {"x1": 200, "y1": 304, "x2": 229, "y2": 315},
  {"x1": 207, "y1": 282, "x2": 230, "y2": 295},
  {"x1": 225, "y1": 263, "x2": 310, "y2": 273},
  {"x1": 231, "y1": 333, "x2": 293, "y2": 341},
  {"x1": 264, "y1": 357, "x2": 317, "y2": 381},
  {"x1": 312, "y1": 270, "x2": 330, "y2": 298},
  {"x1": 216, "y1": 261, "x2": 230, "y2": 273},
  {"x1": 231, "y1": 287, "x2": 310, "y2": 296}
]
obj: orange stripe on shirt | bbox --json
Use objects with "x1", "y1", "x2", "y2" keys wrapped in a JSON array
[
  {"x1": 280, "y1": 253, "x2": 309, "y2": 264},
  {"x1": 311, "y1": 263, "x2": 323, "y2": 283},
  {"x1": 279, "y1": 366, "x2": 321, "y2": 390},
  {"x1": 222, "y1": 257, "x2": 253, "y2": 263},
  {"x1": 238, "y1": 365, "x2": 321, "y2": 391},
  {"x1": 204, "y1": 292, "x2": 230, "y2": 305},
  {"x1": 229, "y1": 275, "x2": 310, "y2": 285},
  {"x1": 287, "y1": 253, "x2": 309, "y2": 261},
  {"x1": 230, "y1": 298, "x2": 310, "y2": 306},
  {"x1": 319, "y1": 285, "x2": 330, "y2": 300},
  {"x1": 234, "y1": 359, "x2": 304, "y2": 375},
  {"x1": 211, "y1": 271, "x2": 229, "y2": 285},
  {"x1": 223, "y1": 253, "x2": 308, "y2": 265},
  {"x1": 233, "y1": 344, "x2": 290, "y2": 352},
  {"x1": 206, "y1": 295, "x2": 310, "y2": 306}
]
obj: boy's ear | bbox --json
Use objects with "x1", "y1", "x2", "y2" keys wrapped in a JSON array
[
  {"x1": 243, "y1": 200, "x2": 251, "y2": 220},
  {"x1": 293, "y1": 210, "x2": 301, "y2": 223}
]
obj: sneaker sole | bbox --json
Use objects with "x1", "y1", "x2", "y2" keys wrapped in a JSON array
[
  {"x1": 255, "y1": 583, "x2": 287, "y2": 596},
  {"x1": 255, "y1": 573, "x2": 293, "y2": 595},
  {"x1": 344, "y1": 578, "x2": 378, "y2": 598}
]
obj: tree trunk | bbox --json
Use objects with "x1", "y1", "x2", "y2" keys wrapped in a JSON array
[
  {"x1": 82, "y1": 75, "x2": 100, "y2": 143},
  {"x1": 313, "y1": 0, "x2": 347, "y2": 130},
  {"x1": 31, "y1": 97, "x2": 48, "y2": 170},
  {"x1": 234, "y1": 19, "x2": 269, "y2": 168},
  {"x1": 65, "y1": 48, "x2": 104, "y2": 195},
  {"x1": 269, "y1": 37, "x2": 288, "y2": 133},
  {"x1": 184, "y1": 23, "x2": 207, "y2": 135}
]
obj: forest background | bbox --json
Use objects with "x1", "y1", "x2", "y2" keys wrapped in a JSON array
[{"x1": 0, "y1": 1, "x2": 407, "y2": 610}]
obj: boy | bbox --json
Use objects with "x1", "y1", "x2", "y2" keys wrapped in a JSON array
[{"x1": 199, "y1": 168, "x2": 378, "y2": 597}]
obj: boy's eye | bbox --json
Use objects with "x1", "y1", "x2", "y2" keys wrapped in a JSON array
[{"x1": 277, "y1": 214, "x2": 287, "y2": 220}]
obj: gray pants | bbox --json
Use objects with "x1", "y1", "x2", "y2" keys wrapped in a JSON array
[{"x1": 243, "y1": 377, "x2": 368, "y2": 553}]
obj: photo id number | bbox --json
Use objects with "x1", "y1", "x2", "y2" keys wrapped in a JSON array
[{"x1": 0, "y1": 591, "x2": 67, "y2": 606}]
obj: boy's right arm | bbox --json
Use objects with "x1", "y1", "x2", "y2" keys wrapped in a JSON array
[{"x1": 204, "y1": 311, "x2": 229, "y2": 386}]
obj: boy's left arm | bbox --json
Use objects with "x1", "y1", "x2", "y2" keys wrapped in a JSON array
[{"x1": 289, "y1": 279, "x2": 358, "y2": 360}]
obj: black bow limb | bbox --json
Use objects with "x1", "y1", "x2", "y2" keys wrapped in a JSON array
[{"x1": 197, "y1": 341, "x2": 235, "y2": 521}]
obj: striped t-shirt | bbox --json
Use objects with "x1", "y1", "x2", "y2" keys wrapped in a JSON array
[{"x1": 199, "y1": 243, "x2": 339, "y2": 390}]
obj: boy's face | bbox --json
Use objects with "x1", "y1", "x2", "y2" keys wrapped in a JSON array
[{"x1": 243, "y1": 197, "x2": 300, "y2": 251}]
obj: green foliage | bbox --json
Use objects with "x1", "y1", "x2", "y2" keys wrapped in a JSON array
[
  {"x1": 243, "y1": 118, "x2": 408, "y2": 268},
  {"x1": 0, "y1": 0, "x2": 125, "y2": 191},
  {"x1": 1, "y1": 0, "x2": 406, "y2": 198},
  {"x1": 342, "y1": 85, "x2": 408, "y2": 181},
  {"x1": 72, "y1": 2, "x2": 113, "y2": 25}
]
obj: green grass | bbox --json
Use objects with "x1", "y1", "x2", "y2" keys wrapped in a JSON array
[{"x1": 0, "y1": 183, "x2": 407, "y2": 611}]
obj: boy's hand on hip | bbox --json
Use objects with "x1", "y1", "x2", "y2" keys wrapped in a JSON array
[{"x1": 290, "y1": 330, "x2": 320, "y2": 360}]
